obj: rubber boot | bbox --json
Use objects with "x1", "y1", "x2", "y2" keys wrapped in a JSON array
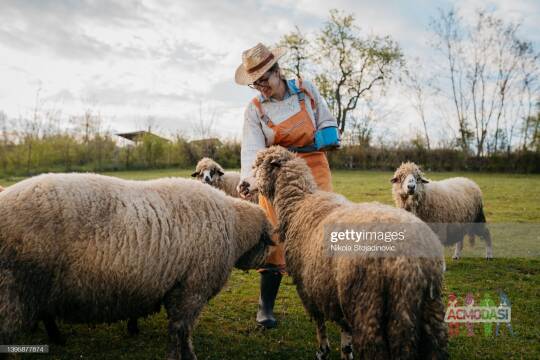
[{"x1": 256, "y1": 271, "x2": 282, "y2": 328}]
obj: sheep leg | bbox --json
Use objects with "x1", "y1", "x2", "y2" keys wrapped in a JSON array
[
  {"x1": 0, "y1": 269, "x2": 25, "y2": 351},
  {"x1": 164, "y1": 286, "x2": 202, "y2": 360},
  {"x1": 43, "y1": 313, "x2": 66, "y2": 345},
  {"x1": 315, "y1": 318, "x2": 330, "y2": 360},
  {"x1": 166, "y1": 318, "x2": 197, "y2": 360},
  {"x1": 482, "y1": 227, "x2": 493, "y2": 260},
  {"x1": 452, "y1": 241, "x2": 463, "y2": 260},
  {"x1": 127, "y1": 317, "x2": 139, "y2": 335},
  {"x1": 337, "y1": 321, "x2": 353, "y2": 360}
]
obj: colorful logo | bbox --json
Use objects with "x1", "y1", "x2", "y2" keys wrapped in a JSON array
[{"x1": 444, "y1": 291, "x2": 515, "y2": 337}]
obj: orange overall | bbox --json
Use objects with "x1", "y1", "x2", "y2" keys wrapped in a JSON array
[{"x1": 252, "y1": 79, "x2": 333, "y2": 272}]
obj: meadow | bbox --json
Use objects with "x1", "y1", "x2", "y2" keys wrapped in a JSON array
[{"x1": 1, "y1": 169, "x2": 539, "y2": 359}]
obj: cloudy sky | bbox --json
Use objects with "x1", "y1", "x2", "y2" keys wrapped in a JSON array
[{"x1": 1, "y1": 0, "x2": 539, "y2": 141}]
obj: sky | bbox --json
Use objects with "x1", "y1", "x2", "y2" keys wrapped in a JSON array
[{"x1": 0, "y1": 0, "x2": 539, "y2": 141}]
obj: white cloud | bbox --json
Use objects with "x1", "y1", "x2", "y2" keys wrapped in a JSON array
[{"x1": 0, "y1": 0, "x2": 537, "y2": 140}]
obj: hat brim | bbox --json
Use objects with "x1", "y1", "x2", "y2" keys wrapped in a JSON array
[{"x1": 235, "y1": 47, "x2": 287, "y2": 86}]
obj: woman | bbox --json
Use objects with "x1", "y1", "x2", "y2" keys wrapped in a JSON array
[{"x1": 235, "y1": 43, "x2": 337, "y2": 328}]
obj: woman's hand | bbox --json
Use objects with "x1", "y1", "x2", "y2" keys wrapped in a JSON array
[{"x1": 237, "y1": 177, "x2": 257, "y2": 200}]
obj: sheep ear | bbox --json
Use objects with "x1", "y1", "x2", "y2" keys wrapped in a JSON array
[
  {"x1": 217, "y1": 170, "x2": 224, "y2": 176},
  {"x1": 191, "y1": 171, "x2": 199, "y2": 177},
  {"x1": 390, "y1": 177, "x2": 398, "y2": 184},
  {"x1": 420, "y1": 176, "x2": 429, "y2": 183}
]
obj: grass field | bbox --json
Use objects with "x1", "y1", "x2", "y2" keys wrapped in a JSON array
[{"x1": 1, "y1": 169, "x2": 539, "y2": 359}]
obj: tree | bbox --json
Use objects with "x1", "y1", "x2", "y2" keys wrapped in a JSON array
[
  {"x1": 430, "y1": 8, "x2": 539, "y2": 155},
  {"x1": 20, "y1": 88, "x2": 44, "y2": 174},
  {"x1": 277, "y1": 26, "x2": 310, "y2": 78},
  {"x1": 469, "y1": 12, "x2": 527, "y2": 156},
  {"x1": 529, "y1": 102, "x2": 540, "y2": 151},
  {"x1": 314, "y1": 9, "x2": 403, "y2": 132},
  {"x1": 191, "y1": 102, "x2": 216, "y2": 140},
  {"x1": 518, "y1": 53, "x2": 540, "y2": 150},
  {"x1": 430, "y1": 9, "x2": 472, "y2": 153},
  {"x1": 0, "y1": 111, "x2": 10, "y2": 175},
  {"x1": 404, "y1": 60, "x2": 434, "y2": 150},
  {"x1": 70, "y1": 109, "x2": 103, "y2": 164}
]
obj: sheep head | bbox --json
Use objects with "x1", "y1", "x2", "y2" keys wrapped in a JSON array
[
  {"x1": 191, "y1": 158, "x2": 225, "y2": 185},
  {"x1": 235, "y1": 219, "x2": 274, "y2": 270},
  {"x1": 391, "y1": 161, "x2": 430, "y2": 199},
  {"x1": 233, "y1": 200, "x2": 274, "y2": 270},
  {"x1": 252, "y1": 146, "x2": 316, "y2": 201}
]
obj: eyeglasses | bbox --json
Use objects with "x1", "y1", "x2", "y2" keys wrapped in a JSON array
[{"x1": 248, "y1": 69, "x2": 275, "y2": 89}]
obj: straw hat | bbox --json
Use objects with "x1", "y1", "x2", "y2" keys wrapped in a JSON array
[{"x1": 235, "y1": 43, "x2": 287, "y2": 85}]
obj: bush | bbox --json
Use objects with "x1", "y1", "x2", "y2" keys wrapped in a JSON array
[{"x1": 1, "y1": 137, "x2": 539, "y2": 179}]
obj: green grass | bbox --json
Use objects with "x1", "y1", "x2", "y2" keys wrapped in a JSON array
[{"x1": 1, "y1": 169, "x2": 539, "y2": 359}]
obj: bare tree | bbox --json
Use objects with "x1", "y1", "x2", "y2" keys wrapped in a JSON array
[
  {"x1": 430, "y1": 8, "x2": 539, "y2": 155},
  {"x1": 404, "y1": 60, "x2": 434, "y2": 150},
  {"x1": 71, "y1": 109, "x2": 103, "y2": 163},
  {"x1": 430, "y1": 9, "x2": 472, "y2": 152},
  {"x1": 518, "y1": 51, "x2": 540, "y2": 150},
  {"x1": 0, "y1": 111, "x2": 10, "y2": 175},
  {"x1": 18, "y1": 88, "x2": 45, "y2": 174},
  {"x1": 191, "y1": 102, "x2": 217, "y2": 140},
  {"x1": 527, "y1": 101, "x2": 540, "y2": 151},
  {"x1": 344, "y1": 97, "x2": 395, "y2": 147},
  {"x1": 485, "y1": 16, "x2": 526, "y2": 154}
]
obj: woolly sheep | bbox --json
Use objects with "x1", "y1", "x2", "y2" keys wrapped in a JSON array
[
  {"x1": 191, "y1": 158, "x2": 240, "y2": 196},
  {"x1": 3, "y1": 178, "x2": 144, "y2": 343},
  {"x1": 191, "y1": 158, "x2": 258, "y2": 202},
  {"x1": 391, "y1": 162, "x2": 493, "y2": 260},
  {"x1": 0, "y1": 173, "x2": 272, "y2": 360},
  {"x1": 253, "y1": 146, "x2": 448, "y2": 360},
  {"x1": 1, "y1": 182, "x2": 136, "y2": 344}
]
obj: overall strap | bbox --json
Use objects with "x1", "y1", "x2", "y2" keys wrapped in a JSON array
[
  {"x1": 251, "y1": 97, "x2": 273, "y2": 127},
  {"x1": 296, "y1": 78, "x2": 317, "y2": 111}
]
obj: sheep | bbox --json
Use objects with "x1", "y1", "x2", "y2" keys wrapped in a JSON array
[
  {"x1": 1, "y1": 184, "x2": 79, "y2": 344},
  {"x1": 391, "y1": 161, "x2": 493, "y2": 260},
  {"x1": 253, "y1": 146, "x2": 448, "y2": 360},
  {"x1": 1, "y1": 183, "x2": 138, "y2": 344},
  {"x1": 191, "y1": 158, "x2": 258, "y2": 202},
  {"x1": 191, "y1": 158, "x2": 240, "y2": 196},
  {"x1": 0, "y1": 173, "x2": 272, "y2": 360}
]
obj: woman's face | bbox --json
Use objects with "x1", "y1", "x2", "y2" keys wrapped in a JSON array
[{"x1": 252, "y1": 68, "x2": 280, "y2": 98}]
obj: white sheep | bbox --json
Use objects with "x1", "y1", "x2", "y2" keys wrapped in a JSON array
[
  {"x1": 191, "y1": 158, "x2": 259, "y2": 203},
  {"x1": 391, "y1": 161, "x2": 493, "y2": 260},
  {"x1": 0, "y1": 173, "x2": 272, "y2": 360},
  {"x1": 253, "y1": 146, "x2": 448, "y2": 360},
  {"x1": 191, "y1": 158, "x2": 241, "y2": 197}
]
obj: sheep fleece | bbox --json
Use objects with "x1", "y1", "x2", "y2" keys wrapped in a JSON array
[
  {"x1": 0, "y1": 173, "x2": 268, "y2": 337},
  {"x1": 392, "y1": 173, "x2": 483, "y2": 225},
  {"x1": 253, "y1": 146, "x2": 448, "y2": 359}
]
